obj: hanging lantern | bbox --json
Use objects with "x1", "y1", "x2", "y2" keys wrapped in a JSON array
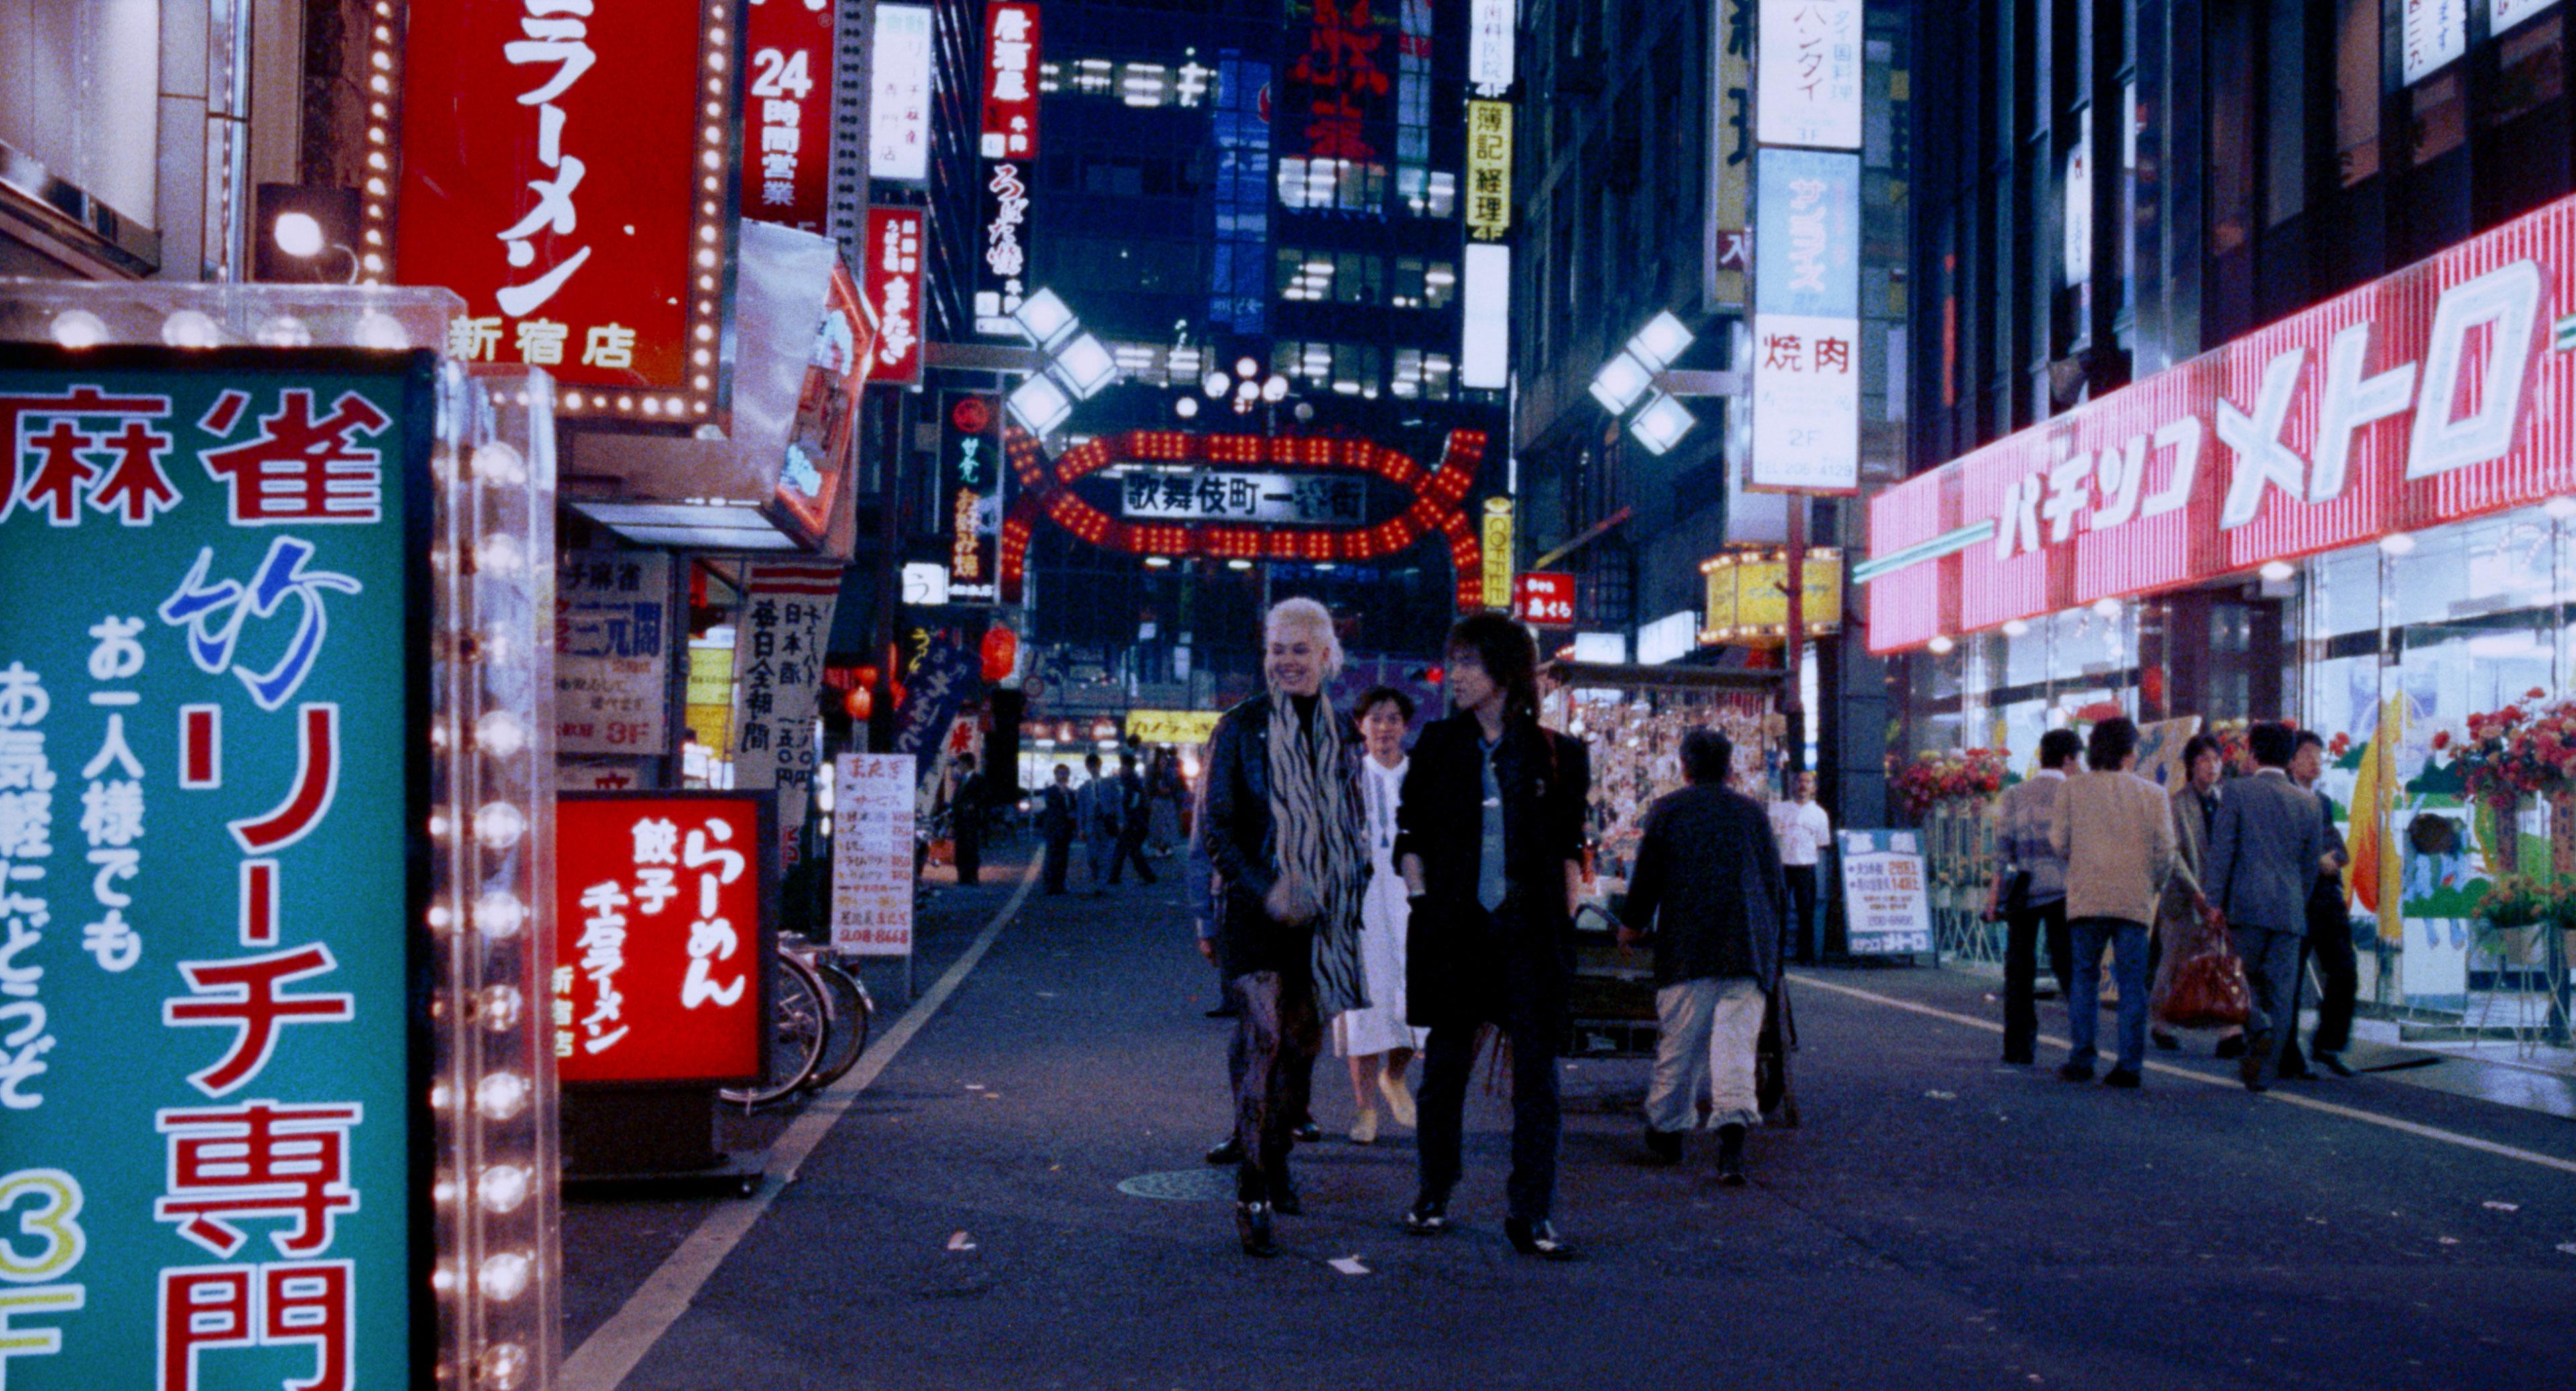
[
  {"x1": 980, "y1": 624, "x2": 1019, "y2": 683},
  {"x1": 845, "y1": 685, "x2": 873, "y2": 721}
]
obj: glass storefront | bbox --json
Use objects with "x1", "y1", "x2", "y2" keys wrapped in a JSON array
[{"x1": 1898, "y1": 501, "x2": 2576, "y2": 1040}]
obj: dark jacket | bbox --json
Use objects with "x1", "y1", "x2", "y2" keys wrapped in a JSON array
[
  {"x1": 1036, "y1": 783, "x2": 1077, "y2": 840},
  {"x1": 1201, "y1": 690, "x2": 1366, "y2": 977},
  {"x1": 2205, "y1": 769, "x2": 2326, "y2": 934},
  {"x1": 1619, "y1": 783, "x2": 1792, "y2": 990},
  {"x1": 1393, "y1": 710, "x2": 1590, "y2": 1029}
]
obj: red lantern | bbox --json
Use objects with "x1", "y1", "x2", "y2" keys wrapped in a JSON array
[
  {"x1": 844, "y1": 685, "x2": 873, "y2": 721},
  {"x1": 980, "y1": 624, "x2": 1019, "y2": 683}
]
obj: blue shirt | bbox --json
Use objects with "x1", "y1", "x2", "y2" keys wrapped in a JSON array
[{"x1": 1478, "y1": 736, "x2": 1506, "y2": 911}]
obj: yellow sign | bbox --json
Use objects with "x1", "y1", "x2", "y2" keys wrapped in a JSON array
[
  {"x1": 684, "y1": 642, "x2": 736, "y2": 751},
  {"x1": 1699, "y1": 548, "x2": 1844, "y2": 645},
  {"x1": 1481, "y1": 496, "x2": 1515, "y2": 609},
  {"x1": 1127, "y1": 710, "x2": 1222, "y2": 746},
  {"x1": 1466, "y1": 99, "x2": 1513, "y2": 241}
]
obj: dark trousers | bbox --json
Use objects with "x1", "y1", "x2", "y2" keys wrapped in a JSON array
[
  {"x1": 955, "y1": 828, "x2": 982, "y2": 885},
  {"x1": 1110, "y1": 827, "x2": 1157, "y2": 884},
  {"x1": 1784, "y1": 865, "x2": 1819, "y2": 963},
  {"x1": 2001, "y1": 898, "x2": 2070, "y2": 1061},
  {"x1": 1230, "y1": 970, "x2": 1320, "y2": 1203},
  {"x1": 1042, "y1": 831, "x2": 1073, "y2": 893},
  {"x1": 2282, "y1": 889, "x2": 2358, "y2": 1069},
  {"x1": 1416, "y1": 935, "x2": 1564, "y2": 1224}
]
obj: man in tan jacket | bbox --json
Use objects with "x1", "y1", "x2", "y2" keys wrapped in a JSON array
[{"x1": 2050, "y1": 716, "x2": 2200, "y2": 1088}]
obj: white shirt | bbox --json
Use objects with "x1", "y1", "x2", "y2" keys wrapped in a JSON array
[{"x1": 1771, "y1": 798, "x2": 1832, "y2": 867}]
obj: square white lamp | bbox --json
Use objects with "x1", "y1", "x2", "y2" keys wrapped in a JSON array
[
  {"x1": 1628, "y1": 391, "x2": 1698, "y2": 455},
  {"x1": 1051, "y1": 331, "x2": 1118, "y2": 399},
  {"x1": 1010, "y1": 287, "x2": 1077, "y2": 348},
  {"x1": 1588, "y1": 349, "x2": 1654, "y2": 416},
  {"x1": 1007, "y1": 372, "x2": 1074, "y2": 435}
]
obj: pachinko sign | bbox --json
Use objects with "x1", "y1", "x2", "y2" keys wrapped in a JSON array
[
  {"x1": 1865, "y1": 188, "x2": 2576, "y2": 653},
  {"x1": 393, "y1": 0, "x2": 737, "y2": 421},
  {"x1": 0, "y1": 344, "x2": 438, "y2": 1390},
  {"x1": 553, "y1": 793, "x2": 771, "y2": 1086}
]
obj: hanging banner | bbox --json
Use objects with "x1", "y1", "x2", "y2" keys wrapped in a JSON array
[
  {"x1": 728, "y1": 564, "x2": 843, "y2": 868},
  {"x1": 1756, "y1": 0, "x2": 1863, "y2": 150},
  {"x1": 829, "y1": 754, "x2": 916, "y2": 955},
  {"x1": 1863, "y1": 187, "x2": 2576, "y2": 653},
  {"x1": 0, "y1": 344, "x2": 439, "y2": 1390},
  {"x1": 892, "y1": 628, "x2": 980, "y2": 775},
  {"x1": 1750, "y1": 148, "x2": 1862, "y2": 493},
  {"x1": 980, "y1": 1, "x2": 1042, "y2": 159},
  {"x1": 975, "y1": 159, "x2": 1034, "y2": 335},
  {"x1": 864, "y1": 207, "x2": 927, "y2": 386},
  {"x1": 553, "y1": 792, "x2": 771, "y2": 1084},
  {"x1": 743, "y1": 0, "x2": 837, "y2": 233},
  {"x1": 869, "y1": 3, "x2": 934, "y2": 182},
  {"x1": 557, "y1": 549, "x2": 674, "y2": 755},
  {"x1": 394, "y1": 0, "x2": 735, "y2": 420},
  {"x1": 1465, "y1": 99, "x2": 1513, "y2": 241},
  {"x1": 1468, "y1": 0, "x2": 1516, "y2": 95},
  {"x1": 1706, "y1": 0, "x2": 1756, "y2": 307},
  {"x1": 1480, "y1": 496, "x2": 1515, "y2": 609}
]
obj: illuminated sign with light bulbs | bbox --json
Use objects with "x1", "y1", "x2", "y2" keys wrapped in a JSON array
[{"x1": 386, "y1": 0, "x2": 739, "y2": 423}]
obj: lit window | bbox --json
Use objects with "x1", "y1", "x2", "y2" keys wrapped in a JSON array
[
  {"x1": 1038, "y1": 61, "x2": 1062, "y2": 94},
  {"x1": 1120, "y1": 62, "x2": 1170, "y2": 107}
]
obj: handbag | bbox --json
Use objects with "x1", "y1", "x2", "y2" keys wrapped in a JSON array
[
  {"x1": 1756, "y1": 978, "x2": 1799, "y2": 1127},
  {"x1": 2155, "y1": 905, "x2": 2251, "y2": 1030}
]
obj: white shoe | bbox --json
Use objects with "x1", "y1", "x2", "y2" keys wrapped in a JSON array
[
  {"x1": 1377, "y1": 1070, "x2": 1417, "y2": 1129},
  {"x1": 1349, "y1": 1109, "x2": 1379, "y2": 1145}
]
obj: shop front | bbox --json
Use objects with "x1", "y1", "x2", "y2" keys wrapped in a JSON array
[{"x1": 1863, "y1": 189, "x2": 2576, "y2": 1042}]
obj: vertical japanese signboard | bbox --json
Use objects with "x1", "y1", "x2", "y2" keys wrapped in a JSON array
[
  {"x1": 1748, "y1": 147, "x2": 1862, "y2": 493},
  {"x1": 828, "y1": 754, "x2": 915, "y2": 955},
  {"x1": 557, "y1": 550, "x2": 674, "y2": 756},
  {"x1": 1465, "y1": 100, "x2": 1513, "y2": 240},
  {"x1": 743, "y1": 0, "x2": 838, "y2": 234},
  {"x1": 1479, "y1": 496, "x2": 1515, "y2": 609},
  {"x1": 0, "y1": 345, "x2": 436, "y2": 1390},
  {"x1": 869, "y1": 4, "x2": 934, "y2": 182},
  {"x1": 941, "y1": 394, "x2": 1005, "y2": 602},
  {"x1": 1467, "y1": 0, "x2": 1515, "y2": 95},
  {"x1": 554, "y1": 793, "x2": 770, "y2": 1084},
  {"x1": 974, "y1": 3, "x2": 1040, "y2": 335},
  {"x1": 727, "y1": 565, "x2": 842, "y2": 869},
  {"x1": 1286, "y1": 0, "x2": 1393, "y2": 164},
  {"x1": 394, "y1": 0, "x2": 737, "y2": 421},
  {"x1": 1756, "y1": 0, "x2": 1862, "y2": 150},
  {"x1": 865, "y1": 207, "x2": 927, "y2": 387},
  {"x1": 2402, "y1": 0, "x2": 2469, "y2": 83},
  {"x1": 1707, "y1": 0, "x2": 1755, "y2": 307}
]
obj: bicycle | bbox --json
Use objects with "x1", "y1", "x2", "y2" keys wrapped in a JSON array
[{"x1": 718, "y1": 932, "x2": 875, "y2": 1109}]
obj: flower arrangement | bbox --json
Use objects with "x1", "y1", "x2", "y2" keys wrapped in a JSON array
[
  {"x1": 1889, "y1": 748, "x2": 2012, "y2": 820},
  {"x1": 2434, "y1": 687, "x2": 2576, "y2": 809},
  {"x1": 2477, "y1": 872, "x2": 2552, "y2": 930}
]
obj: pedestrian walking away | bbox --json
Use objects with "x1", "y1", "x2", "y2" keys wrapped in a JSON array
[
  {"x1": 2279, "y1": 729, "x2": 2358, "y2": 1079},
  {"x1": 1077, "y1": 751, "x2": 1122, "y2": 896},
  {"x1": 1399, "y1": 613, "x2": 1591, "y2": 1261},
  {"x1": 1037, "y1": 764, "x2": 1078, "y2": 895},
  {"x1": 2203, "y1": 721, "x2": 2328, "y2": 1092},
  {"x1": 1987, "y1": 728, "x2": 2080, "y2": 1064},
  {"x1": 1621, "y1": 725, "x2": 1791, "y2": 1185},
  {"x1": 1770, "y1": 770, "x2": 1831, "y2": 964},
  {"x1": 2050, "y1": 717, "x2": 2196, "y2": 1089},
  {"x1": 1110, "y1": 750, "x2": 1159, "y2": 885},
  {"x1": 1199, "y1": 598, "x2": 1371, "y2": 1256},
  {"x1": 1336, "y1": 685, "x2": 1427, "y2": 1145}
]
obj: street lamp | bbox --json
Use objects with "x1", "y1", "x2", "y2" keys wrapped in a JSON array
[
  {"x1": 1589, "y1": 311, "x2": 1701, "y2": 453},
  {"x1": 1194, "y1": 361, "x2": 1292, "y2": 417},
  {"x1": 1005, "y1": 288, "x2": 1122, "y2": 435}
]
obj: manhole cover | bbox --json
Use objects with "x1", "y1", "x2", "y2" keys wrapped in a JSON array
[{"x1": 1116, "y1": 1168, "x2": 1236, "y2": 1201}]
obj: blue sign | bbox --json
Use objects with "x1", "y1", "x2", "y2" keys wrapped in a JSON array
[{"x1": 1754, "y1": 148, "x2": 1861, "y2": 319}]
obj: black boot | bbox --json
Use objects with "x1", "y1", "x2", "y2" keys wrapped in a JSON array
[
  {"x1": 1203, "y1": 1135, "x2": 1242, "y2": 1166},
  {"x1": 1235, "y1": 1201, "x2": 1278, "y2": 1258},
  {"x1": 1715, "y1": 1123, "x2": 1748, "y2": 1186},
  {"x1": 1642, "y1": 1125, "x2": 1684, "y2": 1165},
  {"x1": 2240, "y1": 1034, "x2": 2273, "y2": 1093}
]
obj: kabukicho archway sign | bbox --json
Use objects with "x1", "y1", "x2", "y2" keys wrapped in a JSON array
[{"x1": 997, "y1": 427, "x2": 1493, "y2": 611}]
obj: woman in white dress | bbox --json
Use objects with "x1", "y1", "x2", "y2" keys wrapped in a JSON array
[{"x1": 1338, "y1": 685, "x2": 1429, "y2": 1142}]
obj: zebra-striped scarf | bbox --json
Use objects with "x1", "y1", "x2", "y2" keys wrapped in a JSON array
[{"x1": 1267, "y1": 692, "x2": 1371, "y2": 1015}]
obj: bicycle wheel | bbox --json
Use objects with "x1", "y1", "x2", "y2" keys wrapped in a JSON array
[
  {"x1": 800, "y1": 959, "x2": 874, "y2": 1091},
  {"x1": 718, "y1": 950, "x2": 830, "y2": 1109}
]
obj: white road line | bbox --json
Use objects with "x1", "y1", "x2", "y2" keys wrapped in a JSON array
[
  {"x1": 561, "y1": 858, "x2": 1042, "y2": 1391},
  {"x1": 1790, "y1": 971, "x2": 2576, "y2": 1178}
]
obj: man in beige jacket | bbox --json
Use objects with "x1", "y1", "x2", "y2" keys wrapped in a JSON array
[{"x1": 2049, "y1": 716, "x2": 2199, "y2": 1088}]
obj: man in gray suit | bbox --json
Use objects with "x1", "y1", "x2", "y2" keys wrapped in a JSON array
[{"x1": 2202, "y1": 721, "x2": 2327, "y2": 1092}]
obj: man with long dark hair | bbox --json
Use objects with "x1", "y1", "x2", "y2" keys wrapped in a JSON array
[
  {"x1": 1397, "y1": 614, "x2": 1591, "y2": 1260},
  {"x1": 1199, "y1": 598, "x2": 1371, "y2": 1256}
]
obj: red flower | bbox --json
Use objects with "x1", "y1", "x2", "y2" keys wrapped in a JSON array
[
  {"x1": 2432, "y1": 730, "x2": 2453, "y2": 750},
  {"x1": 2528, "y1": 686, "x2": 2549, "y2": 701}
]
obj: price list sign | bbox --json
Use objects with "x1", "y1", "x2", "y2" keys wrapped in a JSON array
[
  {"x1": 0, "y1": 343, "x2": 437, "y2": 1390},
  {"x1": 829, "y1": 754, "x2": 915, "y2": 956}
]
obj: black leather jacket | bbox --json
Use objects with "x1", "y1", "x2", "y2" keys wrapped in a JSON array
[{"x1": 1200, "y1": 690, "x2": 1364, "y2": 975}]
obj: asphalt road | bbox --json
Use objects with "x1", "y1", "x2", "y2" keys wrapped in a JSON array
[{"x1": 561, "y1": 848, "x2": 2576, "y2": 1390}]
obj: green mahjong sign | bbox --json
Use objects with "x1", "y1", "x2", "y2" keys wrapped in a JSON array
[{"x1": 0, "y1": 345, "x2": 437, "y2": 1390}]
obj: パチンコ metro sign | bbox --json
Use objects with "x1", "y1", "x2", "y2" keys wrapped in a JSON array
[
  {"x1": 553, "y1": 793, "x2": 773, "y2": 1087},
  {"x1": 393, "y1": 0, "x2": 737, "y2": 419}
]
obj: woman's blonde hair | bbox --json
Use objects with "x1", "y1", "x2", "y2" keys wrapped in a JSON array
[{"x1": 1263, "y1": 597, "x2": 1343, "y2": 680}]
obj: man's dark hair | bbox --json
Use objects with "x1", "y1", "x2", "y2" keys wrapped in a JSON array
[
  {"x1": 2249, "y1": 721, "x2": 2297, "y2": 768},
  {"x1": 1084, "y1": 751, "x2": 1102, "y2": 771},
  {"x1": 1053, "y1": 764, "x2": 1071, "y2": 780},
  {"x1": 957, "y1": 752, "x2": 976, "y2": 769},
  {"x1": 1444, "y1": 612, "x2": 1540, "y2": 719},
  {"x1": 1119, "y1": 751, "x2": 1138, "y2": 771},
  {"x1": 2293, "y1": 729, "x2": 2326, "y2": 756},
  {"x1": 2182, "y1": 733, "x2": 2224, "y2": 769},
  {"x1": 2038, "y1": 729, "x2": 2084, "y2": 769},
  {"x1": 1680, "y1": 726, "x2": 1734, "y2": 785},
  {"x1": 1355, "y1": 684, "x2": 1416, "y2": 723},
  {"x1": 2087, "y1": 716, "x2": 2139, "y2": 771}
]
